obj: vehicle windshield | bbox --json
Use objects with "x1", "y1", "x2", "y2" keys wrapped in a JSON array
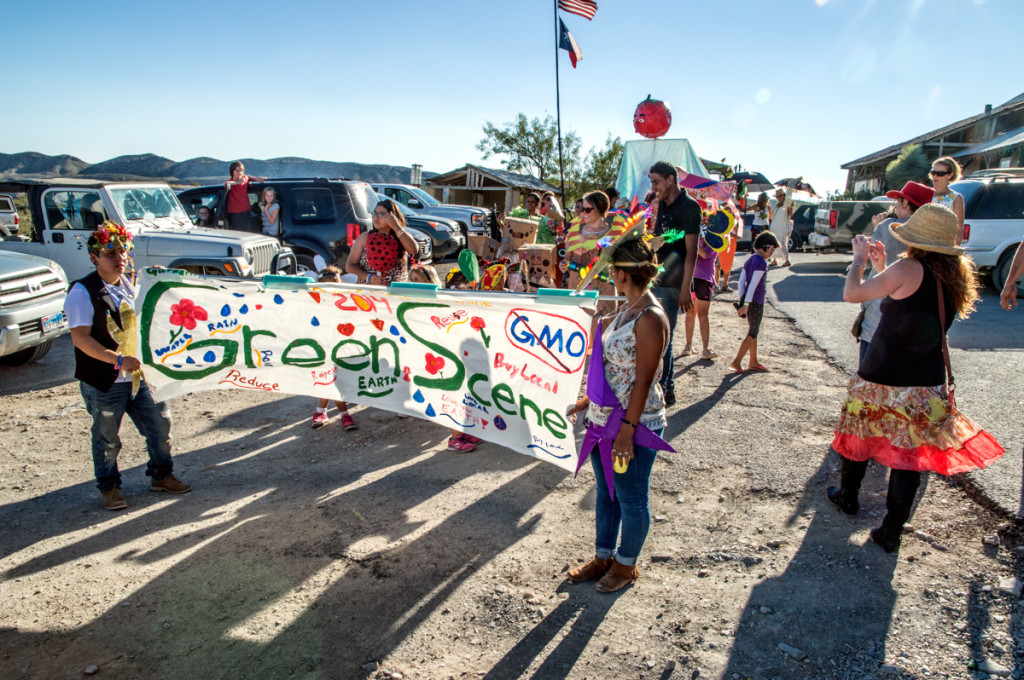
[
  {"x1": 408, "y1": 186, "x2": 440, "y2": 206},
  {"x1": 108, "y1": 186, "x2": 188, "y2": 222},
  {"x1": 375, "y1": 193, "x2": 416, "y2": 217},
  {"x1": 352, "y1": 183, "x2": 377, "y2": 220}
]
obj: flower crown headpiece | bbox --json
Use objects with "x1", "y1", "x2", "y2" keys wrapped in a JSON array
[{"x1": 88, "y1": 221, "x2": 134, "y2": 253}]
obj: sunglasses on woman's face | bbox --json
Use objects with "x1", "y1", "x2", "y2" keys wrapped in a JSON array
[
  {"x1": 579, "y1": 206, "x2": 595, "y2": 214},
  {"x1": 930, "y1": 169, "x2": 950, "y2": 177},
  {"x1": 373, "y1": 211, "x2": 390, "y2": 218}
]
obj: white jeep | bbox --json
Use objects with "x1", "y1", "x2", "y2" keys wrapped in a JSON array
[{"x1": 0, "y1": 179, "x2": 294, "y2": 282}]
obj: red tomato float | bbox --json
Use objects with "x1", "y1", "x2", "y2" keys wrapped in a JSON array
[{"x1": 633, "y1": 95, "x2": 672, "y2": 139}]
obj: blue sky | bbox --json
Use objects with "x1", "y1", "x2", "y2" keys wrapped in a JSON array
[{"x1": 5, "y1": 0, "x2": 1020, "y2": 196}]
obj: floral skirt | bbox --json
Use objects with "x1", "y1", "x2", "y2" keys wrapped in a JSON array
[{"x1": 831, "y1": 375, "x2": 1004, "y2": 476}]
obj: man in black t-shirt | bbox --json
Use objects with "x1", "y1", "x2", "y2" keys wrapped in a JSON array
[{"x1": 649, "y1": 162, "x2": 702, "y2": 405}]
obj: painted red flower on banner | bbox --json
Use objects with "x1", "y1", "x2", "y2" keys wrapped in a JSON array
[
  {"x1": 169, "y1": 299, "x2": 208, "y2": 331},
  {"x1": 470, "y1": 316, "x2": 486, "y2": 331}
]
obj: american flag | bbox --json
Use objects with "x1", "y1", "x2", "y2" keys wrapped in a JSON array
[{"x1": 558, "y1": 0, "x2": 597, "y2": 21}]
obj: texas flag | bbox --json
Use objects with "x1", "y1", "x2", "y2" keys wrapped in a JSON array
[{"x1": 558, "y1": 18, "x2": 582, "y2": 68}]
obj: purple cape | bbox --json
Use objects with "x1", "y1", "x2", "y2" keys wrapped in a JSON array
[{"x1": 575, "y1": 318, "x2": 675, "y2": 500}]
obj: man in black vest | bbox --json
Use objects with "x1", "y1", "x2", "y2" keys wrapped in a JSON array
[
  {"x1": 649, "y1": 162, "x2": 701, "y2": 406},
  {"x1": 64, "y1": 222, "x2": 190, "y2": 510}
]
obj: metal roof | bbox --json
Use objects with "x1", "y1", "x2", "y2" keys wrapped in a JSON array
[
  {"x1": 841, "y1": 92, "x2": 1024, "y2": 169},
  {"x1": 426, "y1": 164, "x2": 559, "y2": 193},
  {"x1": 953, "y1": 125, "x2": 1024, "y2": 158}
]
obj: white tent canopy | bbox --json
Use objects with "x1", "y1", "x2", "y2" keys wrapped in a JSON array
[{"x1": 615, "y1": 138, "x2": 710, "y2": 201}]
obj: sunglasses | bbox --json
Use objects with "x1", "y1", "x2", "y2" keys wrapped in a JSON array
[
  {"x1": 929, "y1": 169, "x2": 950, "y2": 177},
  {"x1": 372, "y1": 211, "x2": 391, "y2": 218},
  {"x1": 578, "y1": 206, "x2": 595, "y2": 214}
]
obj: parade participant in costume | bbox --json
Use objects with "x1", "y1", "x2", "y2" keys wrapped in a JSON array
[
  {"x1": 346, "y1": 199, "x2": 418, "y2": 284},
  {"x1": 682, "y1": 232, "x2": 719, "y2": 360},
  {"x1": 751, "y1": 192, "x2": 772, "y2": 240},
  {"x1": 929, "y1": 156, "x2": 965, "y2": 245},
  {"x1": 560, "y1": 191, "x2": 622, "y2": 308},
  {"x1": 443, "y1": 262, "x2": 484, "y2": 452},
  {"x1": 769, "y1": 185, "x2": 795, "y2": 267},
  {"x1": 729, "y1": 231, "x2": 780, "y2": 373},
  {"x1": 715, "y1": 202, "x2": 741, "y2": 292},
  {"x1": 855, "y1": 181, "x2": 933, "y2": 365},
  {"x1": 224, "y1": 161, "x2": 266, "y2": 232},
  {"x1": 648, "y1": 161, "x2": 701, "y2": 407},
  {"x1": 537, "y1": 192, "x2": 563, "y2": 245},
  {"x1": 828, "y1": 204, "x2": 1003, "y2": 552},
  {"x1": 565, "y1": 236, "x2": 673, "y2": 593},
  {"x1": 409, "y1": 264, "x2": 442, "y2": 286},
  {"x1": 310, "y1": 266, "x2": 357, "y2": 431},
  {"x1": 65, "y1": 222, "x2": 190, "y2": 510}
]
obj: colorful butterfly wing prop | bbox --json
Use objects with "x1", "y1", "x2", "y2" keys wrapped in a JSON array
[{"x1": 702, "y1": 210, "x2": 735, "y2": 253}]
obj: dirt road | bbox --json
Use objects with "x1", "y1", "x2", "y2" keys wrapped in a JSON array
[{"x1": 1, "y1": 291, "x2": 1021, "y2": 679}]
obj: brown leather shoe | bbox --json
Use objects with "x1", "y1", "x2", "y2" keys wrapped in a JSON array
[
  {"x1": 101, "y1": 487, "x2": 127, "y2": 511},
  {"x1": 595, "y1": 559, "x2": 639, "y2": 592},
  {"x1": 567, "y1": 556, "x2": 612, "y2": 582},
  {"x1": 151, "y1": 474, "x2": 191, "y2": 494}
]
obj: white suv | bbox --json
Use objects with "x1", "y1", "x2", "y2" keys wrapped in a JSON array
[{"x1": 954, "y1": 171, "x2": 1024, "y2": 295}]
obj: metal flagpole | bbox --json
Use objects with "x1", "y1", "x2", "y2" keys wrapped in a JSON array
[{"x1": 554, "y1": 0, "x2": 566, "y2": 200}]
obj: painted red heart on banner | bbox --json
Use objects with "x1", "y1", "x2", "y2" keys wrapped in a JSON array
[
  {"x1": 309, "y1": 292, "x2": 321, "y2": 304},
  {"x1": 365, "y1": 231, "x2": 401, "y2": 274},
  {"x1": 371, "y1": 319, "x2": 385, "y2": 331},
  {"x1": 424, "y1": 353, "x2": 445, "y2": 375},
  {"x1": 337, "y1": 323, "x2": 355, "y2": 336},
  {"x1": 255, "y1": 304, "x2": 262, "y2": 310}
]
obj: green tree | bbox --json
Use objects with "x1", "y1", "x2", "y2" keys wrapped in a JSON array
[
  {"x1": 573, "y1": 134, "x2": 624, "y2": 198},
  {"x1": 885, "y1": 144, "x2": 930, "y2": 191},
  {"x1": 476, "y1": 113, "x2": 582, "y2": 183}
]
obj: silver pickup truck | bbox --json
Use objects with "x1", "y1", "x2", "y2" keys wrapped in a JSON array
[
  {"x1": 0, "y1": 179, "x2": 294, "y2": 282},
  {"x1": 808, "y1": 199, "x2": 893, "y2": 252},
  {"x1": 371, "y1": 182, "x2": 491, "y2": 236},
  {"x1": 0, "y1": 250, "x2": 69, "y2": 365}
]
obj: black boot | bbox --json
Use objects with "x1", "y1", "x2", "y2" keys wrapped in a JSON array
[
  {"x1": 826, "y1": 457, "x2": 866, "y2": 515},
  {"x1": 870, "y1": 469, "x2": 922, "y2": 553}
]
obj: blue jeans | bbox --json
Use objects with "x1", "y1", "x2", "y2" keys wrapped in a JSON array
[
  {"x1": 589, "y1": 427, "x2": 663, "y2": 566},
  {"x1": 653, "y1": 287, "x2": 680, "y2": 394},
  {"x1": 858, "y1": 338, "x2": 870, "y2": 367},
  {"x1": 80, "y1": 380, "x2": 174, "y2": 492}
]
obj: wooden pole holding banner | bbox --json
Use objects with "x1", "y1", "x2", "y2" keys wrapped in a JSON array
[{"x1": 553, "y1": 0, "x2": 566, "y2": 200}]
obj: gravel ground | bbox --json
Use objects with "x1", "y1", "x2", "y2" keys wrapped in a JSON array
[{"x1": 1, "y1": 288, "x2": 1022, "y2": 680}]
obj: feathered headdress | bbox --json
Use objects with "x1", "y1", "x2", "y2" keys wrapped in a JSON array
[{"x1": 88, "y1": 220, "x2": 134, "y2": 253}]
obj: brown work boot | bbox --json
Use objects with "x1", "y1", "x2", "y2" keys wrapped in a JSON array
[
  {"x1": 567, "y1": 556, "x2": 612, "y2": 582},
  {"x1": 101, "y1": 487, "x2": 128, "y2": 511},
  {"x1": 151, "y1": 474, "x2": 191, "y2": 494},
  {"x1": 595, "y1": 559, "x2": 639, "y2": 593}
]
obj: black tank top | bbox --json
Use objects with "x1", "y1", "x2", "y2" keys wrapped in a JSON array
[{"x1": 858, "y1": 268, "x2": 955, "y2": 387}]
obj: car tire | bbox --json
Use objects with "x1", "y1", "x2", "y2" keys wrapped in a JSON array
[
  {"x1": 787, "y1": 231, "x2": 799, "y2": 253},
  {"x1": 993, "y1": 246, "x2": 1024, "y2": 298},
  {"x1": 296, "y1": 253, "x2": 319, "y2": 276},
  {"x1": 0, "y1": 340, "x2": 53, "y2": 367}
]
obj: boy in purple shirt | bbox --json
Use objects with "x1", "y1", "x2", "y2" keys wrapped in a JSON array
[{"x1": 729, "y1": 232, "x2": 780, "y2": 373}]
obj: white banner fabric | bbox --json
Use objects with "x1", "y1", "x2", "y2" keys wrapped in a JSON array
[{"x1": 136, "y1": 271, "x2": 596, "y2": 471}]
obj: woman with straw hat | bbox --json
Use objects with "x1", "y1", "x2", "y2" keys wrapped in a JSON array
[{"x1": 826, "y1": 203, "x2": 1003, "y2": 553}]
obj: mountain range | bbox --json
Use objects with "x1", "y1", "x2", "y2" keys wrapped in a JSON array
[{"x1": 0, "y1": 152, "x2": 437, "y2": 185}]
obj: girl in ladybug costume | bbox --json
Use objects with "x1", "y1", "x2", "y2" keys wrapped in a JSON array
[{"x1": 346, "y1": 199, "x2": 418, "y2": 284}]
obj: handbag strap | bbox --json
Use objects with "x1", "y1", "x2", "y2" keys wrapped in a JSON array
[{"x1": 933, "y1": 270, "x2": 956, "y2": 401}]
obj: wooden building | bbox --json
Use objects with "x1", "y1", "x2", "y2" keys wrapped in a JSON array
[{"x1": 423, "y1": 165, "x2": 560, "y2": 213}]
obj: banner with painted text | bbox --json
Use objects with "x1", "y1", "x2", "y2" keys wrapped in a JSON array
[{"x1": 136, "y1": 271, "x2": 595, "y2": 471}]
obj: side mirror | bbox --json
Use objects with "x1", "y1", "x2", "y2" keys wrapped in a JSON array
[{"x1": 407, "y1": 199, "x2": 423, "y2": 210}]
